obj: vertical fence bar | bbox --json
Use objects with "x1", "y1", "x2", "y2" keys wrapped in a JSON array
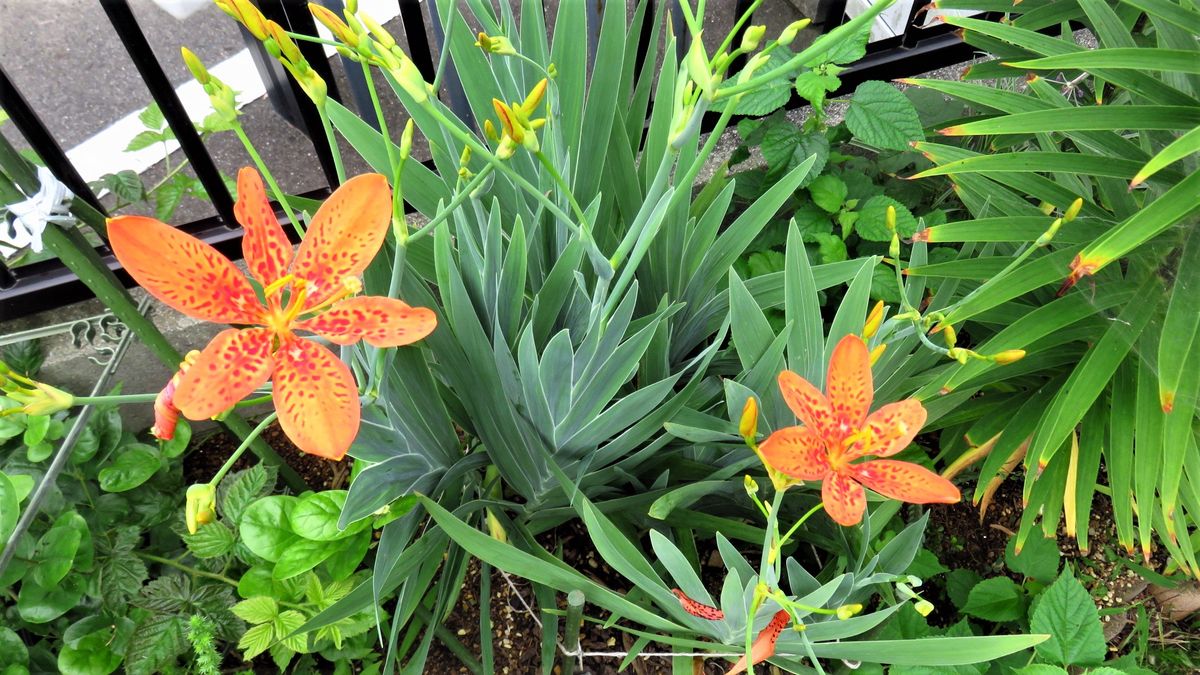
[
  {"x1": 0, "y1": 65, "x2": 106, "y2": 215},
  {"x1": 101, "y1": 0, "x2": 236, "y2": 226},
  {"x1": 256, "y1": 0, "x2": 344, "y2": 187},
  {"x1": 670, "y1": 0, "x2": 690, "y2": 62}
]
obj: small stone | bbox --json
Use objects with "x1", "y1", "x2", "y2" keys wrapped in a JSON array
[{"x1": 457, "y1": 628, "x2": 467, "y2": 636}]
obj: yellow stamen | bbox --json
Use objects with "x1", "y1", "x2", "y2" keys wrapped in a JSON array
[
  {"x1": 295, "y1": 276, "x2": 362, "y2": 318},
  {"x1": 263, "y1": 273, "x2": 296, "y2": 298}
]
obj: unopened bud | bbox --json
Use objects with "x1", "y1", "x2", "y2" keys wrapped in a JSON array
[
  {"x1": 486, "y1": 508, "x2": 508, "y2": 543},
  {"x1": 686, "y1": 35, "x2": 714, "y2": 99},
  {"x1": 185, "y1": 483, "x2": 217, "y2": 534},
  {"x1": 231, "y1": 0, "x2": 268, "y2": 40},
  {"x1": 992, "y1": 349, "x2": 1026, "y2": 365},
  {"x1": 180, "y1": 47, "x2": 210, "y2": 84},
  {"x1": 360, "y1": 13, "x2": 396, "y2": 50},
  {"x1": 885, "y1": 205, "x2": 897, "y2": 233},
  {"x1": 914, "y1": 599, "x2": 935, "y2": 616},
  {"x1": 741, "y1": 25, "x2": 766, "y2": 52},
  {"x1": 744, "y1": 474, "x2": 759, "y2": 495},
  {"x1": 399, "y1": 119, "x2": 415, "y2": 161},
  {"x1": 947, "y1": 347, "x2": 969, "y2": 365},
  {"x1": 863, "y1": 301, "x2": 885, "y2": 339},
  {"x1": 395, "y1": 58, "x2": 428, "y2": 103},
  {"x1": 739, "y1": 397, "x2": 759, "y2": 443},
  {"x1": 778, "y1": 18, "x2": 811, "y2": 46},
  {"x1": 459, "y1": 145, "x2": 472, "y2": 167},
  {"x1": 1063, "y1": 197, "x2": 1083, "y2": 222},
  {"x1": 522, "y1": 78, "x2": 548, "y2": 115},
  {"x1": 483, "y1": 119, "x2": 499, "y2": 142},
  {"x1": 266, "y1": 20, "x2": 302, "y2": 63},
  {"x1": 738, "y1": 51, "x2": 771, "y2": 84},
  {"x1": 942, "y1": 324, "x2": 957, "y2": 348},
  {"x1": 1039, "y1": 201, "x2": 1055, "y2": 215},
  {"x1": 1035, "y1": 218, "x2": 1062, "y2": 247},
  {"x1": 869, "y1": 343, "x2": 887, "y2": 366},
  {"x1": 548, "y1": 63, "x2": 558, "y2": 78},
  {"x1": 836, "y1": 604, "x2": 863, "y2": 620},
  {"x1": 309, "y1": 3, "x2": 359, "y2": 47}
]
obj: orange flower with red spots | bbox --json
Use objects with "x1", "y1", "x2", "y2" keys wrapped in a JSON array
[
  {"x1": 759, "y1": 334, "x2": 960, "y2": 526},
  {"x1": 109, "y1": 168, "x2": 436, "y2": 459}
]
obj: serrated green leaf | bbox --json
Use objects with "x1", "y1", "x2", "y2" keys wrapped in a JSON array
[
  {"x1": 730, "y1": 46, "x2": 795, "y2": 116},
  {"x1": 1031, "y1": 569, "x2": 1106, "y2": 666},
  {"x1": 124, "y1": 130, "x2": 165, "y2": 152},
  {"x1": 232, "y1": 596, "x2": 279, "y2": 624},
  {"x1": 846, "y1": 82, "x2": 924, "y2": 151},
  {"x1": 809, "y1": 174, "x2": 847, "y2": 213},
  {"x1": 184, "y1": 521, "x2": 237, "y2": 559},
  {"x1": 962, "y1": 577, "x2": 1027, "y2": 622},
  {"x1": 98, "y1": 444, "x2": 161, "y2": 492},
  {"x1": 857, "y1": 195, "x2": 919, "y2": 241},
  {"x1": 237, "y1": 623, "x2": 274, "y2": 661}
]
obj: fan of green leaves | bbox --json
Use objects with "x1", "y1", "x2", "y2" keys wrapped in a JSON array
[{"x1": 902, "y1": 0, "x2": 1200, "y2": 572}]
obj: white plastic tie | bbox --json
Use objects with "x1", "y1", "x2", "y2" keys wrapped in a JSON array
[{"x1": 2, "y1": 166, "x2": 76, "y2": 256}]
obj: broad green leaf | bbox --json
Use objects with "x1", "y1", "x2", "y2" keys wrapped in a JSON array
[
  {"x1": 289, "y1": 491, "x2": 366, "y2": 541},
  {"x1": 239, "y1": 495, "x2": 301, "y2": 562},
  {"x1": 809, "y1": 174, "x2": 848, "y2": 213},
  {"x1": 57, "y1": 633, "x2": 121, "y2": 675},
  {"x1": 730, "y1": 46, "x2": 795, "y2": 116},
  {"x1": 273, "y1": 539, "x2": 338, "y2": 580},
  {"x1": 845, "y1": 81, "x2": 924, "y2": 151},
  {"x1": 0, "y1": 472, "x2": 17, "y2": 543},
  {"x1": 97, "y1": 443, "x2": 161, "y2": 492},
  {"x1": 17, "y1": 574, "x2": 84, "y2": 623},
  {"x1": 30, "y1": 520, "x2": 82, "y2": 587},
  {"x1": 0, "y1": 627, "x2": 27, "y2": 668},
  {"x1": 857, "y1": 195, "x2": 918, "y2": 241},
  {"x1": 1030, "y1": 569, "x2": 1106, "y2": 666},
  {"x1": 1005, "y1": 535, "x2": 1061, "y2": 583},
  {"x1": 962, "y1": 577, "x2": 1027, "y2": 622}
]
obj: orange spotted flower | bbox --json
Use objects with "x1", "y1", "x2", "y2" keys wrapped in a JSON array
[
  {"x1": 759, "y1": 334, "x2": 960, "y2": 526},
  {"x1": 672, "y1": 590, "x2": 788, "y2": 675},
  {"x1": 109, "y1": 168, "x2": 436, "y2": 460}
]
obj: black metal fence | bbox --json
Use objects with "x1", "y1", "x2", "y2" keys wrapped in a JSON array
[{"x1": 0, "y1": 0, "x2": 974, "y2": 319}]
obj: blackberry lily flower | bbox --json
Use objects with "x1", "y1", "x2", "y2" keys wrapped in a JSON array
[
  {"x1": 108, "y1": 168, "x2": 435, "y2": 459},
  {"x1": 759, "y1": 335, "x2": 960, "y2": 526}
]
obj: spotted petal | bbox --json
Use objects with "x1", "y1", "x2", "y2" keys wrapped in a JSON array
[
  {"x1": 851, "y1": 459, "x2": 961, "y2": 504},
  {"x1": 108, "y1": 216, "x2": 263, "y2": 323},
  {"x1": 295, "y1": 296, "x2": 436, "y2": 347},
  {"x1": 759, "y1": 426, "x2": 830, "y2": 480},
  {"x1": 827, "y1": 334, "x2": 873, "y2": 428},
  {"x1": 273, "y1": 337, "x2": 360, "y2": 459},
  {"x1": 848, "y1": 399, "x2": 928, "y2": 459},
  {"x1": 822, "y1": 470, "x2": 867, "y2": 526},
  {"x1": 777, "y1": 370, "x2": 836, "y2": 439},
  {"x1": 671, "y1": 589, "x2": 724, "y2": 620},
  {"x1": 235, "y1": 167, "x2": 292, "y2": 287},
  {"x1": 174, "y1": 328, "x2": 275, "y2": 419},
  {"x1": 291, "y1": 173, "x2": 391, "y2": 308},
  {"x1": 726, "y1": 609, "x2": 790, "y2": 675}
]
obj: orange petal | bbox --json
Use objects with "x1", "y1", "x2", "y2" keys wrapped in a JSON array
[
  {"x1": 235, "y1": 167, "x2": 292, "y2": 287},
  {"x1": 822, "y1": 470, "x2": 867, "y2": 526},
  {"x1": 273, "y1": 337, "x2": 360, "y2": 459},
  {"x1": 295, "y1": 296, "x2": 436, "y2": 347},
  {"x1": 726, "y1": 609, "x2": 790, "y2": 675},
  {"x1": 849, "y1": 399, "x2": 928, "y2": 459},
  {"x1": 174, "y1": 328, "x2": 275, "y2": 419},
  {"x1": 671, "y1": 589, "x2": 724, "y2": 620},
  {"x1": 291, "y1": 173, "x2": 392, "y2": 308},
  {"x1": 827, "y1": 334, "x2": 873, "y2": 428},
  {"x1": 108, "y1": 216, "x2": 263, "y2": 323},
  {"x1": 759, "y1": 426, "x2": 830, "y2": 480},
  {"x1": 851, "y1": 459, "x2": 961, "y2": 504},
  {"x1": 777, "y1": 370, "x2": 836, "y2": 439}
]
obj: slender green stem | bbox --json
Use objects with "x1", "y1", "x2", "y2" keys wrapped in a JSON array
[
  {"x1": 361, "y1": 60, "x2": 397, "y2": 173},
  {"x1": 234, "y1": 394, "x2": 274, "y2": 408},
  {"x1": 73, "y1": 393, "x2": 159, "y2": 405},
  {"x1": 285, "y1": 30, "x2": 344, "y2": 48},
  {"x1": 779, "y1": 502, "x2": 825, "y2": 547},
  {"x1": 233, "y1": 125, "x2": 301, "y2": 234},
  {"x1": 137, "y1": 552, "x2": 239, "y2": 587},
  {"x1": 534, "y1": 150, "x2": 592, "y2": 240},
  {"x1": 319, "y1": 108, "x2": 347, "y2": 185},
  {"x1": 406, "y1": 165, "x2": 496, "y2": 244},
  {"x1": 209, "y1": 413, "x2": 276, "y2": 487},
  {"x1": 745, "y1": 488, "x2": 787, "y2": 674}
]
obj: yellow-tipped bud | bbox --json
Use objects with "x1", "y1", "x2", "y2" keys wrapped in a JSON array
[
  {"x1": 1039, "y1": 201, "x2": 1055, "y2": 215},
  {"x1": 395, "y1": 57, "x2": 428, "y2": 103},
  {"x1": 459, "y1": 145, "x2": 472, "y2": 167},
  {"x1": 399, "y1": 119, "x2": 415, "y2": 161},
  {"x1": 942, "y1": 324, "x2": 958, "y2": 348},
  {"x1": 992, "y1": 349, "x2": 1026, "y2": 365},
  {"x1": 1035, "y1": 218, "x2": 1062, "y2": 247},
  {"x1": 739, "y1": 397, "x2": 759, "y2": 443},
  {"x1": 741, "y1": 25, "x2": 766, "y2": 52},
  {"x1": 309, "y1": 3, "x2": 359, "y2": 47},
  {"x1": 738, "y1": 51, "x2": 772, "y2": 84},
  {"x1": 185, "y1": 483, "x2": 217, "y2": 534},
  {"x1": 863, "y1": 301, "x2": 885, "y2": 339},
  {"x1": 836, "y1": 604, "x2": 863, "y2": 620},
  {"x1": 547, "y1": 62, "x2": 558, "y2": 78},
  {"x1": 360, "y1": 13, "x2": 396, "y2": 50},
  {"x1": 947, "y1": 347, "x2": 969, "y2": 365},
  {"x1": 914, "y1": 600, "x2": 935, "y2": 617},
  {"x1": 475, "y1": 32, "x2": 517, "y2": 55},
  {"x1": 230, "y1": 0, "x2": 269, "y2": 40},
  {"x1": 266, "y1": 20, "x2": 302, "y2": 63},
  {"x1": 885, "y1": 205, "x2": 897, "y2": 233},
  {"x1": 180, "y1": 47, "x2": 210, "y2": 84},
  {"x1": 778, "y1": 18, "x2": 811, "y2": 46},
  {"x1": 522, "y1": 78, "x2": 548, "y2": 116},
  {"x1": 744, "y1": 474, "x2": 759, "y2": 495},
  {"x1": 483, "y1": 119, "x2": 499, "y2": 142},
  {"x1": 869, "y1": 343, "x2": 887, "y2": 366},
  {"x1": 1063, "y1": 197, "x2": 1083, "y2": 222},
  {"x1": 486, "y1": 508, "x2": 508, "y2": 543}
]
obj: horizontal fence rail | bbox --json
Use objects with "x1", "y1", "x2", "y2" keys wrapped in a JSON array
[{"x1": 0, "y1": 0, "x2": 976, "y2": 319}]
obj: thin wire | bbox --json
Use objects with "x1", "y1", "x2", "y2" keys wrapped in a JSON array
[{"x1": 494, "y1": 571, "x2": 739, "y2": 662}]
